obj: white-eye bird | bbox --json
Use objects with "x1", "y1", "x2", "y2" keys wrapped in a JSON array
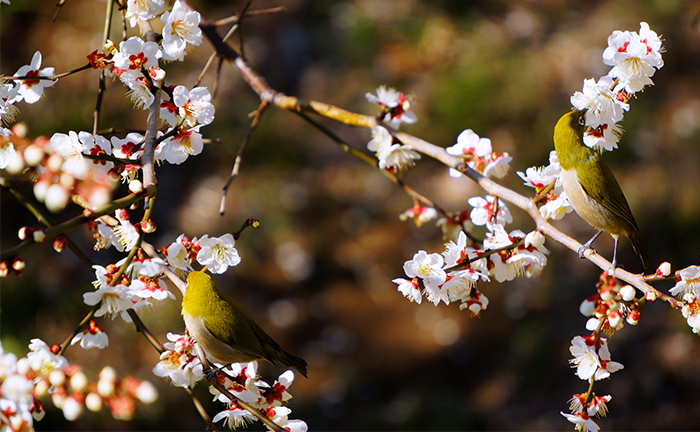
[
  {"x1": 182, "y1": 271, "x2": 308, "y2": 377},
  {"x1": 554, "y1": 109, "x2": 648, "y2": 270}
]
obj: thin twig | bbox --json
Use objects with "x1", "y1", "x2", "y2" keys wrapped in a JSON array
[
  {"x1": 52, "y1": 0, "x2": 68, "y2": 21},
  {"x1": 212, "y1": 6, "x2": 287, "y2": 27},
  {"x1": 219, "y1": 101, "x2": 268, "y2": 215}
]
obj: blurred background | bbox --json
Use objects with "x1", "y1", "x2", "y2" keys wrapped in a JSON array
[{"x1": 3, "y1": 0, "x2": 700, "y2": 430}]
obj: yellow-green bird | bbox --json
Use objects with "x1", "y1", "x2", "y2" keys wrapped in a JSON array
[
  {"x1": 554, "y1": 109, "x2": 648, "y2": 270},
  {"x1": 182, "y1": 271, "x2": 308, "y2": 377}
]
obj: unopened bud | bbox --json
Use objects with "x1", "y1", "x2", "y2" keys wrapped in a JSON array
[
  {"x1": 645, "y1": 290, "x2": 658, "y2": 302},
  {"x1": 656, "y1": 262, "x2": 672, "y2": 277},
  {"x1": 18, "y1": 226, "x2": 34, "y2": 240},
  {"x1": 32, "y1": 229, "x2": 46, "y2": 243},
  {"x1": 49, "y1": 370, "x2": 66, "y2": 387},
  {"x1": 626, "y1": 310, "x2": 640, "y2": 325},
  {"x1": 23, "y1": 144, "x2": 45, "y2": 167},
  {"x1": 47, "y1": 153, "x2": 64, "y2": 172},
  {"x1": 620, "y1": 285, "x2": 636, "y2": 302},
  {"x1": 0, "y1": 261, "x2": 8, "y2": 277},
  {"x1": 141, "y1": 219, "x2": 156, "y2": 233},
  {"x1": 30, "y1": 399, "x2": 45, "y2": 421},
  {"x1": 53, "y1": 234, "x2": 67, "y2": 253},
  {"x1": 607, "y1": 310, "x2": 623, "y2": 330},
  {"x1": 585, "y1": 317, "x2": 600, "y2": 331},
  {"x1": 12, "y1": 257, "x2": 25, "y2": 274},
  {"x1": 34, "y1": 378, "x2": 50, "y2": 397},
  {"x1": 579, "y1": 298, "x2": 597, "y2": 317},
  {"x1": 12, "y1": 122, "x2": 27, "y2": 138},
  {"x1": 6, "y1": 151, "x2": 25, "y2": 174},
  {"x1": 62, "y1": 395, "x2": 83, "y2": 421},
  {"x1": 33, "y1": 180, "x2": 50, "y2": 202},
  {"x1": 70, "y1": 371, "x2": 88, "y2": 392},
  {"x1": 45, "y1": 184, "x2": 70, "y2": 213},
  {"x1": 85, "y1": 392, "x2": 102, "y2": 412},
  {"x1": 128, "y1": 179, "x2": 143, "y2": 194},
  {"x1": 83, "y1": 209, "x2": 94, "y2": 218}
]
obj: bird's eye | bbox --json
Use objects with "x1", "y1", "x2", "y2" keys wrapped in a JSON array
[{"x1": 578, "y1": 115, "x2": 585, "y2": 127}]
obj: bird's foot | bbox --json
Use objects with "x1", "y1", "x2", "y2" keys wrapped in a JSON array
[{"x1": 577, "y1": 244, "x2": 594, "y2": 259}]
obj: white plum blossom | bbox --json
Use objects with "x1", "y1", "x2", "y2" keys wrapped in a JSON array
[
  {"x1": 70, "y1": 320, "x2": 109, "y2": 349},
  {"x1": 570, "y1": 76, "x2": 628, "y2": 152},
  {"x1": 125, "y1": 0, "x2": 165, "y2": 27},
  {"x1": 121, "y1": 75, "x2": 155, "y2": 110},
  {"x1": 156, "y1": 127, "x2": 204, "y2": 164},
  {"x1": 83, "y1": 283, "x2": 135, "y2": 321},
  {"x1": 468, "y1": 195, "x2": 512, "y2": 228},
  {"x1": 13, "y1": 51, "x2": 56, "y2": 104},
  {"x1": 166, "y1": 234, "x2": 194, "y2": 270},
  {"x1": 365, "y1": 85, "x2": 417, "y2": 129},
  {"x1": 26, "y1": 339, "x2": 68, "y2": 376},
  {"x1": 568, "y1": 336, "x2": 623, "y2": 381},
  {"x1": 446, "y1": 129, "x2": 491, "y2": 177},
  {"x1": 483, "y1": 153, "x2": 512, "y2": 178},
  {"x1": 152, "y1": 333, "x2": 203, "y2": 388},
  {"x1": 669, "y1": 265, "x2": 700, "y2": 298},
  {"x1": 111, "y1": 132, "x2": 144, "y2": 160},
  {"x1": 0, "y1": 141, "x2": 17, "y2": 170},
  {"x1": 49, "y1": 131, "x2": 88, "y2": 179},
  {"x1": 561, "y1": 411, "x2": 600, "y2": 432},
  {"x1": 367, "y1": 125, "x2": 420, "y2": 171},
  {"x1": 603, "y1": 22, "x2": 664, "y2": 93},
  {"x1": 196, "y1": 233, "x2": 241, "y2": 274},
  {"x1": 113, "y1": 37, "x2": 161, "y2": 72},
  {"x1": 681, "y1": 293, "x2": 700, "y2": 334},
  {"x1": 402, "y1": 250, "x2": 446, "y2": 294},
  {"x1": 161, "y1": 0, "x2": 202, "y2": 61},
  {"x1": 392, "y1": 277, "x2": 422, "y2": 304},
  {"x1": 170, "y1": 86, "x2": 215, "y2": 127}
]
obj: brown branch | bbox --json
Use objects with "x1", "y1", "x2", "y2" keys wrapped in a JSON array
[{"x1": 197, "y1": 17, "x2": 682, "y2": 309}]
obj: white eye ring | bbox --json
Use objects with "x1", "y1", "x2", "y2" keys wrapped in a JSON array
[{"x1": 578, "y1": 115, "x2": 585, "y2": 127}]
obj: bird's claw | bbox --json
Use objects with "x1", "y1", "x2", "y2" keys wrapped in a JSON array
[{"x1": 577, "y1": 245, "x2": 592, "y2": 259}]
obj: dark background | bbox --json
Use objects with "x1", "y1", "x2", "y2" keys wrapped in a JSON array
[{"x1": 2, "y1": 0, "x2": 700, "y2": 430}]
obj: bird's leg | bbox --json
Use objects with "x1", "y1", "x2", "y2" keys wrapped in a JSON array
[
  {"x1": 610, "y1": 235, "x2": 619, "y2": 274},
  {"x1": 578, "y1": 230, "x2": 603, "y2": 258}
]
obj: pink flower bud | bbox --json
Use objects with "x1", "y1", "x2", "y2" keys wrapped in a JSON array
[
  {"x1": 645, "y1": 290, "x2": 657, "y2": 302},
  {"x1": 53, "y1": 234, "x2": 66, "y2": 253},
  {"x1": 12, "y1": 257, "x2": 25, "y2": 274},
  {"x1": 23, "y1": 144, "x2": 45, "y2": 166},
  {"x1": 18, "y1": 226, "x2": 34, "y2": 240},
  {"x1": 656, "y1": 262, "x2": 672, "y2": 277},
  {"x1": 32, "y1": 229, "x2": 46, "y2": 243}
]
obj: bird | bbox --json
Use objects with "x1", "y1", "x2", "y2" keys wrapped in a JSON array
[
  {"x1": 182, "y1": 270, "x2": 308, "y2": 378},
  {"x1": 553, "y1": 109, "x2": 648, "y2": 271}
]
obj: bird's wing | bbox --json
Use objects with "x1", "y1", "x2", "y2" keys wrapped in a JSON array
[
  {"x1": 202, "y1": 296, "x2": 279, "y2": 364},
  {"x1": 577, "y1": 155, "x2": 640, "y2": 232}
]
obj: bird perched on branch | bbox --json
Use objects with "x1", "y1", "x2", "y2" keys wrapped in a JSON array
[
  {"x1": 553, "y1": 109, "x2": 648, "y2": 271},
  {"x1": 182, "y1": 270, "x2": 308, "y2": 377}
]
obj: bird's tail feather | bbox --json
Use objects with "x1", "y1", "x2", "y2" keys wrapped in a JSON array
[
  {"x1": 279, "y1": 350, "x2": 308, "y2": 378},
  {"x1": 629, "y1": 230, "x2": 648, "y2": 271}
]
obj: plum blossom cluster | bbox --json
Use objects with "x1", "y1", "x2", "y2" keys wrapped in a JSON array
[
  {"x1": 570, "y1": 22, "x2": 663, "y2": 152},
  {"x1": 0, "y1": 340, "x2": 157, "y2": 428},
  {"x1": 152, "y1": 332, "x2": 204, "y2": 388},
  {"x1": 446, "y1": 129, "x2": 512, "y2": 179},
  {"x1": 562, "y1": 335, "x2": 623, "y2": 432},
  {"x1": 393, "y1": 227, "x2": 548, "y2": 315},
  {"x1": 517, "y1": 150, "x2": 574, "y2": 221},
  {"x1": 152, "y1": 335, "x2": 306, "y2": 431},
  {"x1": 82, "y1": 232, "x2": 241, "y2": 326},
  {"x1": 210, "y1": 363, "x2": 307, "y2": 431},
  {"x1": 669, "y1": 264, "x2": 700, "y2": 333},
  {"x1": 578, "y1": 271, "x2": 645, "y2": 335},
  {"x1": 365, "y1": 86, "x2": 421, "y2": 171}
]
